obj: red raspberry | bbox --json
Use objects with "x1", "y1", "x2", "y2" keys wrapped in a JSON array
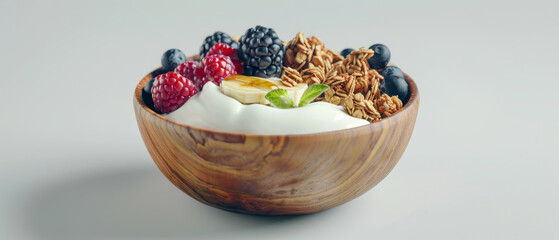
[
  {"x1": 201, "y1": 54, "x2": 237, "y2": 87},
  {"x1": 193, "y1": 76, "x2": 210, "y2": 92},
  {"x1": 192, "y1": 66, "x2": 209, "y2": 91},
  {"x1": 208, "y1": 43, "x2": 236, "y2": 56},
  {"x1": 174, "y1": 61, "x2": 199, "y2": 80},
  {"x1": 151, "y1": 72, "x2": 197, "y2": 113},
  {"x1": 207, "y1": 43, "x2": 243, "y2": 74}
]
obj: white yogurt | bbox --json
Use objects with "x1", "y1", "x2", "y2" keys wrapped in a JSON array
[{"x1": 163, "y1": 83, "x2": 369, "y2": 135}]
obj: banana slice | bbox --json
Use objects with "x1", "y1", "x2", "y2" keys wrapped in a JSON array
[{"x1": 220, "y1": 75, "x2": 308, "y2": 105}]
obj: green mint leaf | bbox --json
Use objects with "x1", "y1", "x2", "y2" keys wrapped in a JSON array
[
  {"x1": 265, "y1": 89, "x2": 294, "y2": 108},
  {"x1": 298, "y1": 84, "x2": 329, "y2": 107}
]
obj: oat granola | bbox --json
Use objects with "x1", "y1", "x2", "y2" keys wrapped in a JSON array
[
  {"x1": 281, "y1": 67, "x2": 303, "y2": 87},
  {"x1": 375, "y1": 93, "x2": 403, "y2": 117},
  {"x1": 321, "y1": 48, "x2": 402, "y2": 122}
]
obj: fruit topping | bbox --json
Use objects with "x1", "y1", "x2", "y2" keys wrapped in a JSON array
[
  {"x1": 201, "y1": 54, "x2": 237, "y2": 87},
  {"x1": 380, "y1": 74, "x2": 408, "y2": 102},
  {"x1": 367, "y1": 44, "x2": 390, "y2": 70},
  {"x1": 161, "y1": 49, "x2": 186, "y2": 73},
  {"x1": 340, "y1": 48, "x2": 354, "y2": 58},
  {"x1": 239, "y1": 25, "x2": 285, "y2": 78},
  {"x1": 199, "y1": 31, "x2": 239, "y2": 59},
  {"x1": 380, "y1": 66, "x2": 404, "y2": 79},
  {"x1": 174, "y1": 61, "x2": 200, "y2": 80},
  {"x1": 142, "y1": 77, "x2": 157, "y2": 112},
  {"x1": 207, "y1": 43, "x2": 243, "y2": 73},
  {"x1": 193, "y1": 74, "x2": 210, "y2": 92},
  {"x1": 207, "y1": 43, "x2": 236, "y2": 56},
  {"x1": 151, "y1": 72, "x2": 197, "y2": 113},
  {"x1": 221, "y1": 75, "x2": 308, "y2": 105},
  {"x1": 146, "y1": 27, "x2": 411, "y2": 123}
]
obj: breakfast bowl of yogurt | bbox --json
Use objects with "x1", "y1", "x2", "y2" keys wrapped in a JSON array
[{"x1": 133, "y1": 26, "x2": 419, "y2": 215}]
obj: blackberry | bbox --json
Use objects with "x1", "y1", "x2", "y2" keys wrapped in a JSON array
[
  {"x1": 199, "y1": 32, "x2": 239, "y2": 59},
  {"x1": 238, "y1": 25, "x2": 285, "y2": 78}
]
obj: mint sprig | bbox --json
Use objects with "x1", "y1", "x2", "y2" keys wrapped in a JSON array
[
  {"x1": 298, "y1": 84, "x2": 329, "y2": 107},
  {"x1": 265, "y1": 89, "x2": 294, "y2": 108},
  {"x1": 264, "y1": 84, "x2": 329, "y2": 109}
]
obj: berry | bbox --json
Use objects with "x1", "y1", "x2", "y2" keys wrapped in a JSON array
[
  {"x1": 161, "y1": 49, "x2": 186, "y2": 73},
  {"x1": 381, "y1": 66, "x2": 405, "y2": 79},
  {"x1": 207, "y1": 43, "x2": 243, "y2": 73},
  {"x1": 199, "y1": 32, "x2": 239, "y2": 59},
  {"x1": 142, "y1": 77, "x2": 157, "y2": 112},
  {"x1": 175, "y1": 61, "x2": 200, "y2": 80},
  {"x1": 193, "y1": 75, "x2": 211, "y2": 92},
  {"x1": 151, "y1": 72, "x2": 197, "y2": 113},
  {"x1": 340, "y1": 48, "x2": 354, "y2": 58},
  {"x1": 368, "y1": 44, "x2": 391, "y2": 69},
  {"x1": 192, "y1": 66, "x2": 208, "y2": 91},
  {"x1": 380, "y1": 75, "x2": 408, "y2": 103},
  {"x1": 151, "y1": 68, "x2": 165, "y2": 78},
  {"x1": 201, "y1": 54, "x2": 237, "y2": 87},
  {"x1": 239, "y1": 25, "x2": 285, "y2": 78},
  {"x1": 208, "y1": 43, "x2": 236, "y2": 56}
]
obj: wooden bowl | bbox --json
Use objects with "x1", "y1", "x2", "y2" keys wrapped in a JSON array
[{"x1": 133, "y1": 68, "x2": 419, "y2": 215}]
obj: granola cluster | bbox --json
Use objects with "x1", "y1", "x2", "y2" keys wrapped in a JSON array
[
  {"x1": 280, "y1": 66, "x2": 302, "y2": 87},
  {"x1": 281, "y1": 33, "x2": 404, "y2": 122},
  {"x1": 283, "y1": 32, "x2": 343, "y2": 86},
  {"x1": 375, "y1": 93, "x2": 403, "y2": 117},
  {"x1": 323, "y1": 48, "x2": 403, "y2": 121}
]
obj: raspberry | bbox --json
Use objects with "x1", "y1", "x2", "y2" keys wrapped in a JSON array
[
  {"x1": 207, "y1": 43, "x2": 243, "y2": 74},
  {"x1": 151, "y1": 72, "x2": 197, "y2": 113},
  {"x1": 193, "y1": 75, "x2": 210, "y2": 92},
  {"x1": 174, "y1": 61, "x2": 200, "y2": 80},
  {"x1": 208, "y1": 43, "x2": 236, "y2": 56},
  {"x1": 201, "y1": 54, "x2": 237, "y2": 87}
]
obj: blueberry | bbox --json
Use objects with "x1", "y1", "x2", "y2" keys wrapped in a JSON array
[
  {"x1": 142, "y1": 78, "x2": 156, "y2": 112},
  {"x1": 151, "y1": 68, "x2": 164, "y2": 78},
  {"x1": 340, "y1": 48, "x2": 354, "y2": 58},
  {"x1": 381, "y1": 66, "x2": 405, "y2": 79},
  {"x1": 161, "y1": 49, "x2": 186, "y2": 73},
  {"x1": 368, "y1": 44, "x2": 391, "y2": 69},
  {"x1": 380, "y1": 75, "x2": 408, "y2": 102}
]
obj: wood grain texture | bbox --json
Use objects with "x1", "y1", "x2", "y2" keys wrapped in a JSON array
[{"x1": 133, "y1": 67, "x2": 419, "y2": 215}]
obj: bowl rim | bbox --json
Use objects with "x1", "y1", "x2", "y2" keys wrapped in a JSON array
[{"x1": 134, "y1": 68, "x2": 419, "y2": 138}]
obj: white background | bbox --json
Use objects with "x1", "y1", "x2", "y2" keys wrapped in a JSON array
[{"x1": 1, "y1": 0, "x2": 558, "y2": 239}]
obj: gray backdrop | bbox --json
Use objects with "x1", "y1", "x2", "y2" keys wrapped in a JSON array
[{"x1": 1, "y1": 0, "x2": 558, "y2": 239}]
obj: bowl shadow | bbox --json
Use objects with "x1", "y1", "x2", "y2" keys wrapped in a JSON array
[{"x1": 23, "y1": 162, "x2": 324, "y2": 239}]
